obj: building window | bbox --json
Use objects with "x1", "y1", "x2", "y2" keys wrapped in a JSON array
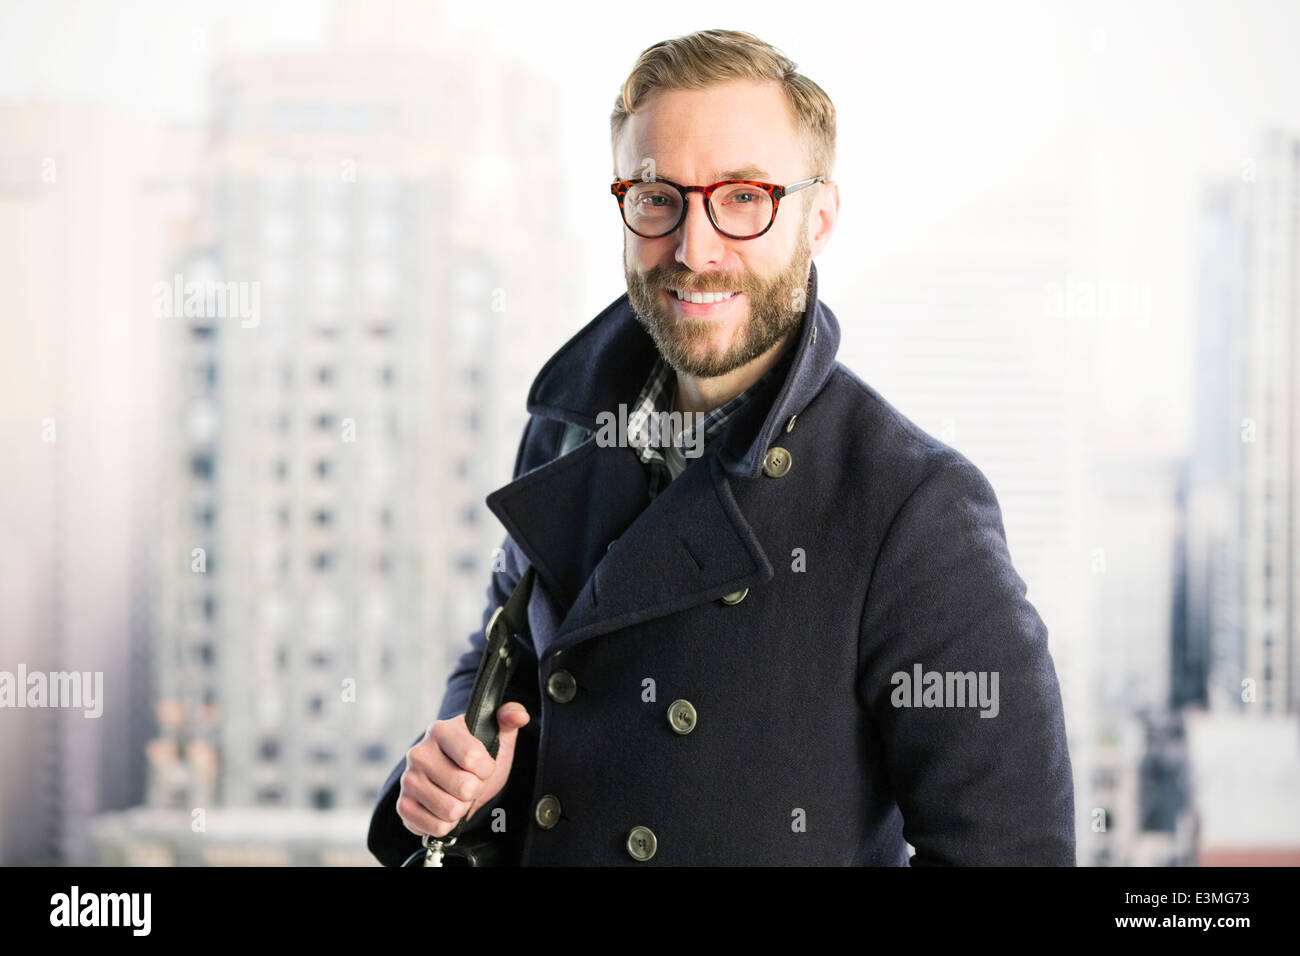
[
  {"x1": 259, "y1": 738, "x2": 281, "y2": 761},
  {"x1": 311, "y1": 788, "x2": 335, "y2": 810}
]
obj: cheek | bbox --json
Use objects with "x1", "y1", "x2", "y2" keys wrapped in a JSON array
[{"x1": 628, "y1": 240, "x2": 672, "y2": 274}]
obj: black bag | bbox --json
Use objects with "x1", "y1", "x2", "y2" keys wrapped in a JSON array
[{"x1": 402, "y1": 565, "x2": 535, "y2": 867}]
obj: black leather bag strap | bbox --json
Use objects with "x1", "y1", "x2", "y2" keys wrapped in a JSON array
[
  {"x1": 403, "y1": 564, "x2": 536, "y2": 867},
  {"x1": 461, "y1": 563, "x2": 536, "y2": 764}
]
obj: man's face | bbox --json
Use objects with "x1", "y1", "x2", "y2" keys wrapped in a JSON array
[{"x1": 616, "y1": 79, "x2": 832, "y2": 379}]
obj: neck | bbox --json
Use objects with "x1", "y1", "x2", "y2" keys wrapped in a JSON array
[{"x1": 671, "y1": 325, "x2": 800, "y2": 417}]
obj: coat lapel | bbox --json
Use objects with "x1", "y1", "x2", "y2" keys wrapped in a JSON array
[{"x1": 485, "y1": 260, "x2": 842, "y2": 659}]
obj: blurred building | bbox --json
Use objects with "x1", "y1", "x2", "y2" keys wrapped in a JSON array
[
  {"x1": 1088, "y1": 709, "x2": 1195, "y2": 867},
  {"x1": 0, "y1": 101, "x2": 197, "y2": 864},
  {"x1": 91, "y1": 807, "x2": 376, "y2": 866},
  {"x1": 91, "y1": 7, "x2": 573, "y2": 864},
  {"x1": 1238, "y1": 130, "x2": 1300, "y2": 716},
  {"x1": 1180, "y1": 178, "x2": 1250, "y2": 712},
  {"x1": 1186, "y1": 131, "x2": 1300, "y2": 715},
  {"x1": 1184, "y1": 709, "x2": 1300, "y2": 865},
  {"x1": 1085, "y1": 452, "x2": 1196, "y2": 866},
  {"x1": 1180, "y1": 129, "x2": 1300, "y2": 864}
]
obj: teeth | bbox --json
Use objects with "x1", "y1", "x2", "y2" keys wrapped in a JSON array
[{"x1": 673, "y1": 289, "x2": 737, "y2": 304}]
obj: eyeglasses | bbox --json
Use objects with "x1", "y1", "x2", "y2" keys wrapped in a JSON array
[{"x1": 611, "y1": 175, "x2": 825, "y2": 240}]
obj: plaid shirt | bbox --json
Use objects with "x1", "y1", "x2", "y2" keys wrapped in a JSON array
[{"x1": 626, "y1": 354, "x2": 785, "y2": 500}]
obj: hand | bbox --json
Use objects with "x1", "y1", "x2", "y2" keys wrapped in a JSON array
[{"x1": 396, "y1": 703, "x2": 530, "y2": 839}]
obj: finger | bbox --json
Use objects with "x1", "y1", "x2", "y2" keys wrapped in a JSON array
[
  {"x1": 405, "y1": 743, "x2": 481, "y2": 810},
  {"x1": 402, "y1": 771, "x2": 474, "y2": 828},
  {"x1": 396, "y1": 789, "x2": 464, "y2": 839},
  {"x1": 435, "y1": 719, "x2": 496, "y2": 779}
]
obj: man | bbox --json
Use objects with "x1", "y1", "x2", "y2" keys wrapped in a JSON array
[{"x1": 368, "y1": 28, "x2": 1076, "y2": 866}]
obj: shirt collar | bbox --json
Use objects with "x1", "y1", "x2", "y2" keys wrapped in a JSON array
[{"x1": 625, "y1": 352, "x2": 785, "y2": 467}]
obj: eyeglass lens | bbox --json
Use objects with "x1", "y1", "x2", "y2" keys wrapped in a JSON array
[{"x1": 623, "y1": 182, "x2": 772, "y2": 238}]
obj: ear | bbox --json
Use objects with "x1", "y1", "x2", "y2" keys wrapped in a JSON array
[{"x1": 807, "y1": 180, "x2": 840, "y2": 257}]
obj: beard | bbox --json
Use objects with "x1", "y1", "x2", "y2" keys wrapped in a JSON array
[{"x1": 623, "y1": 206, "x2": 812, "y2": 379}]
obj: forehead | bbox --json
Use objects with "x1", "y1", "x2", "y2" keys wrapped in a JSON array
[{"x1": 615, "y1": 79, "x2": 802, "y2": 183}]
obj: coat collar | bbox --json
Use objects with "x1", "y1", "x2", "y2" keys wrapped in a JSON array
[
  {"x1": 525, "y1": 259, "x2": 841, "y2": 480},
  {"x1": 487, "y1": 260, "x2": 842, "y2": 658}
]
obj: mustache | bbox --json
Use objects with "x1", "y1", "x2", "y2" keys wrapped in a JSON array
[{"x1": 642, "y1": 270, "x2": 748, "y2": 294}]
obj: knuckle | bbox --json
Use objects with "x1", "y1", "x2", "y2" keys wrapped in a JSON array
[
  {"x1": 395, "y1": 795, "x2": 418, "y2": 825},
  {"x1": 437, "y1": 790, "x2": 470, "y2": 821},
  {"x1": 456, "y1": 772, "x2": 479, "y2": 802}
]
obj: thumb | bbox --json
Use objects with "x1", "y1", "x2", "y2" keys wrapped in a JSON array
[{"x1": 496, "y1": 701, "x2": 530, "y2": 733}]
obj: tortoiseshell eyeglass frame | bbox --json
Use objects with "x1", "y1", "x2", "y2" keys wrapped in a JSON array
[{"x1": 610, "y1": 175, "x2": 825, "y2": 240}]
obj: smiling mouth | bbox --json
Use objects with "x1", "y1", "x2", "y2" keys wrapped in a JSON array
[{"x1": 667, "y1": 288, "x2": 740, "y2": 304}]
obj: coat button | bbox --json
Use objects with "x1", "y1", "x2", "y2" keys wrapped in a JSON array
[
  {"x1": 720, "y1": 587, "x2": 748, "y2": 605},
  {"x1": 534, "y1": 794, "x2": 561, "y2": 829},
  {"x1": 762, "y1": 446, "x2": 792, "y2": 478},
  {"x1": 626, "y1": 825, "x2": 657, "y2": 861},
  {"x1": 546, "y1": 669, "x2": 577, "y2": 703},
  {"x1": 607, "y1": 537, "x2": 617, "y2": 551},
  {"x1": 667, "y1": 699, "x2": 697, "y2": 735}
]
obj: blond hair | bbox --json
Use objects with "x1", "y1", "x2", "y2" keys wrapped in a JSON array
[{"x1": 610, "y1": 29, "x2": 836, "y2": 181}]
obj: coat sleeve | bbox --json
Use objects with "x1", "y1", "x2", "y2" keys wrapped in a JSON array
[
  {"x1": 366, "y1": 420, "x2": 542, "y2": 867},
  {"x1": 856, "y1": 454, "x2": 1076, "y2": 865}
]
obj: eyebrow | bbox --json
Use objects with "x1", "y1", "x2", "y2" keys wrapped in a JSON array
[
  {"x1": 716, "y1": 165, "x2": 771, "y2": 181},
  {"x1": 619, "y1": 164, "x2": 773, "y2": 183}
]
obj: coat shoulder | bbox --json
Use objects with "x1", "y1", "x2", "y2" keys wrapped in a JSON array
[{"x1": 819, "y1": 363, "x2": 996, "y2": 509}]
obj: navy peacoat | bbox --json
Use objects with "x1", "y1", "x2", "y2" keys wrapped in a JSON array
[{"x1": 367, "y1": 260, "x2": 1076, "y2": 866}]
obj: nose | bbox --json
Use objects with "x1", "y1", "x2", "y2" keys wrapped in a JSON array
[{"x1": 673, "y1": 191, "x2": 727, "y2": 273}]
